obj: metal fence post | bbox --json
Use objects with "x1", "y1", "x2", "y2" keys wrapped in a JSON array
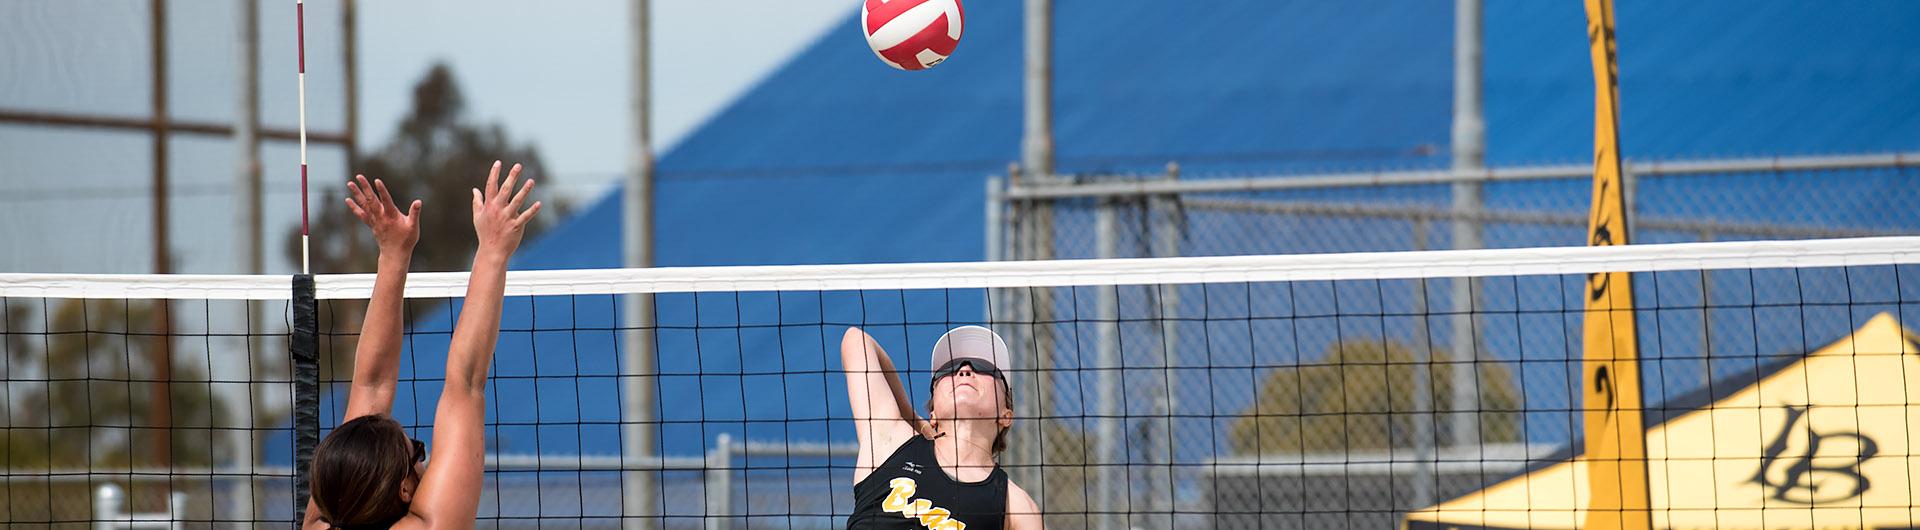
[
  {"x1": 625, "y1": 1, "x2": 661, "y2": 528},
  {"x1": 1146, "y1": 164, "x2": 1181, "y2": 527},
  {"x1": 95, "y1": 484, "x2": 121, "y2": 530},
  {"x1": 705, "y1": 433, "x2": 734, "y2": 530},
  {"x1": 1449, "y1": 0, "x2": 1488, "y2": 453},
  {"x1": 1410, "y1": 218, "x2": 1437, "y2": 510},
  {"x1": 1094, "y1": 196, "x2": 1124, "y2": 529}
]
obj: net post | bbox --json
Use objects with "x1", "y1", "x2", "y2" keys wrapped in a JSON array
[{"x1": 290, "y1": 274, "x2": 319, "y2": 527}]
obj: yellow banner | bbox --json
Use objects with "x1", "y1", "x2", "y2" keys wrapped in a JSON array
[
  {"x1": 1581, "y1": 0, "x2": 1652, "y2": 529},
  {"x1": 1407, "y1": 314, "x2": 1920, "y2": 529}
]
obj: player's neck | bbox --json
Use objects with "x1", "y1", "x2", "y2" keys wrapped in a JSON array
[{"x1": 931, "y1": 419, "x2": 997, "y2": 471}]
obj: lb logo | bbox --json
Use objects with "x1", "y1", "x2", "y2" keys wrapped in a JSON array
[
  {"x1": 1746, "y1": 404, "x2": 1878, "y2": 504},
  {"x1": 882, "y1": 477, "x2": 967, "y2": 530}
]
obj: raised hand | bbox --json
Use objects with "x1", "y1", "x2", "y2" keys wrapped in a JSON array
[
  {"x1": 470, "y1": 160, "x2": 542, "y2": 259},
  {"x1": 344, "y1": 174, "x2": 422, "y2": 253}
]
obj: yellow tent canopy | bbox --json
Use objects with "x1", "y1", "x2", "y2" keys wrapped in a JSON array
[{"x1": 1405, "y1": 313, "x2": 1920, "y2": 530}]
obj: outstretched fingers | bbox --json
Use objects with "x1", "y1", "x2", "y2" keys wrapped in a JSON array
[
  {"x1": 506, "y1": 178, "x2": 534, "y2": 217},
  {"x1": 496, "y1": 163, "x2": 522, "y2": 206},
  {"x1": 346, "y1": 175, "x2": 373, "y2": 219},
  {"x1": 484, "y1": 160, "x2": 502, "y2": 199},
  {"x1": 345, "y1": 195, "x2": 369, "y2": 219},
  {"x1": 373, "y1": 178, "x2": 399, "y2": 212},
  {"x1": 513, "y1": 201, "x2": 543, "y2": 226}
]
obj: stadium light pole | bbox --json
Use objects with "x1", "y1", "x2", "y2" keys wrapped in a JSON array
[
  {"x1": 1017, "y1": 0, "x2": 1057, "y2": 509},
  {"x1": 1449, "y1": 0, "x2": 1486, "y2": 453},
  {"x1": 233, "y1": 0, "x2": 263, "y2": 525},
  {"x1": 623, "y1": 0, "x2": 659, "y2": 528},
  {"x1": 1023, "y1": 0, "x2": 1054, "y2": 181},
  {"x1": 148, "y1": 0, "x2": 175, "y2": 471},
  {"x1": 1094, "y1": 201, "x2": 1123, "y2": 530}
]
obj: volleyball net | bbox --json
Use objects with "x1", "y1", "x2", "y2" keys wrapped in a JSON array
[{"x1": 3, "y1": 236, "x2": 1918, "y2": 529}]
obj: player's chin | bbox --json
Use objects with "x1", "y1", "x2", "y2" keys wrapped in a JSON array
[{"x1": 951, "y1": 396, "x2": 1000, "y2": 414}]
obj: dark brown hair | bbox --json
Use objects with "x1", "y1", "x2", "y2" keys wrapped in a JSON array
[
  {"x1": 310, "y1": 414, "x2": 414, "y2": 528},
  {"x1": 926, "y1": 379, "x2": 1015, "y2": 456}
]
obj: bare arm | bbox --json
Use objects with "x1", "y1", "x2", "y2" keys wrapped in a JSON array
[
  {"x1": 1007, "y1": 481, "x2": 1045, "y2": 530},
  {"x1": 340, "y1": 175, "x2": 422, "y2": 421},
  {"x1": 861, "y1": 329, "x2": 930, "y2": 434},
  {"x1": 841, "y1": 327, "x2": 927, "y2": 484},
  {"x1": 408, "y1": 162, "x2": 541, "y2": 529},
  {"x1": 305, "y1": 176, "x2": 422, "y2": 529}
]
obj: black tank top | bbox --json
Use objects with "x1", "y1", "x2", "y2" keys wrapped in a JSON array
[{"x1": 848, "y1": 435, "x2": 1008, "y2": 530}]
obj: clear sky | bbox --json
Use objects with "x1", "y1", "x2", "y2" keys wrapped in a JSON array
[
  {"x1": 0, "y1": 0, "x2": 850, "y2": 274},
  {"x1": 357, "y1": 0, "x2": 853, "y2": 200}
]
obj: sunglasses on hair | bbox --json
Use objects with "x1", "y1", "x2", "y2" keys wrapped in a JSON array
[
  {"x1": 411, "y1": 438, "x2": 427, "y2": 464},
  {"x1": 931, "y1": 358, "x2": 1004, "y2": 383}
]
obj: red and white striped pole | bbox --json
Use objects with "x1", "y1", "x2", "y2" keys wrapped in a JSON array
[{"x1": 295, "y1": 0, "x2": 311, "y2": 274}]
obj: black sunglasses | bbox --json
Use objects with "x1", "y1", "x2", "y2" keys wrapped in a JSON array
[
  {"x1": 931, "y1": 358, "x2": 1004, "y2": 384},
  {"x1": 410, "y1": 438, "x2": 427, "y2": 464}
]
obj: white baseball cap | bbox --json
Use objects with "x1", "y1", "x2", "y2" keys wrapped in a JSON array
[{"x1": 929, "y1": 325, "x2": 1012, "y2": 384}]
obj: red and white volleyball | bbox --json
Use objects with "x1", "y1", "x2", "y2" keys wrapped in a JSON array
[{"x1": 861, "y1": 0, "x2": 965, "y2": 71}]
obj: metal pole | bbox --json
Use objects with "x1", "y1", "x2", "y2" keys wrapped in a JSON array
[
  {"x1": 1094, "y1": 198, "x2": 1123, "y2": 530},
  {"x1": 0, "y1": 109, "x2": 347, "y2": 143},
  {"x1": 1019, "y1": 0, "x2": 1057, "y2": 498},
  {"x1": 148, "y1": 0, "x2": 175, "y2": 471},
  {"x1": 1623, "y1": 164, "x2": 1638, "y2": 240},
  {"x1": 231, "y1": 0, "x2": 262, "y2": 524},
  {"x1": 986, "y1": 175, "x2": 1005, "y2": 331},
  {"x1": 704, "y1": 433, "x2": 733, "y2": 530},
  {"x1": 623, "y1": 1, "x2": 659, "y2": 528},
  {"x1": 1409, "y1": 219, "x2": 1437, "y2": 510},
  {"x1": 342, "y1": 0, "x2": 358, "y2": 169},
  {"x1": 1448, "y1": 0, "x2": 1485, "y2": 451},
  {"x1": 96, "y1": 483, "x2": 121, "y2": 530},
  {"x1": 987, "y1": 176, "x2": 1005, "y2": 264},
  {"x1": 235, "y1": 0, "x2": 261, "y2": 279},
  {"x1": 1147, "y1": 164, "x2": 1180, "y2": 527},
  {"x1": 1003, "y1": 152, "x2": 1920, "y2": 200},
  {"x1": 1023, "y1": 0, "x2": 1054, "y2": 181}
]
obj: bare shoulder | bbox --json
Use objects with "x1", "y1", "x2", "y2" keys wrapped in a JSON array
[
  {"x1": 1006, "y1": 479, "x2": 1044, "y2": 530},
  {"x1": 390, "y1": 513, "x2": 433, "y2": 530},
  {"x1": 854, "y1": 420, "x2": 919, "y2": 484}
]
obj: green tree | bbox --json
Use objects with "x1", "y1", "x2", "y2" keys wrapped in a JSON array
[
  {"x1": 294, "y1": 62, "x2": 562, "y2": 277},
  {"x1": 1, "y1": 299, "x2": 230, "y2": 469},
  {"x1": 285, "y1": 62, "x2": 563, "y2": 383},
  {"x1": 1229, "y1": 339, "x2": 1521, "y2": 454}
]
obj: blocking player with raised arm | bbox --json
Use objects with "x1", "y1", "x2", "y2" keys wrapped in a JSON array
[
  {"x1": 842, "y1": 325, "x2": 1045, "y2": 530},
  {"x1": 301, "y1": 161, "x2": 541, "y2": 530}
]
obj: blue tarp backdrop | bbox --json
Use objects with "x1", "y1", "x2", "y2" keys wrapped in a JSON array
[{"x1": 279, "y1": 1, "x2": 1920, "y2": 466}]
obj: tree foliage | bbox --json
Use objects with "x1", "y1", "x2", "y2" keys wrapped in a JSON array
[
  {"x1": 284, "y1": 62, "x2": 561, "y2": 382},
  {"x1": 1229, "y1": 339, "x2": 1522, "y2": 455},
  {"x1": 292, "y1": 62, "x2": 560, "y2": 278},
  {"x1": 1, "y1": 300, "x2": 231, "y2": 468}
]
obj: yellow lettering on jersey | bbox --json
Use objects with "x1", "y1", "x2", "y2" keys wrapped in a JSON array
[
  {"x1": 905, "y1": 499, "x2": 933, "y2": 518},
  {"x1": 917, "y1": 507, "x2": 953, "y2": 527},
  {"x1": 879, "y1": 477, "x2": 969, "y2": 530},
  {"x1": 883, "y1": 478, "x2": 917, "y2": 512}
]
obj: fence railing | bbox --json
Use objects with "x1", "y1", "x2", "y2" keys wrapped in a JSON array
[{"x1": 985, "y1": 150, "x2": 1920, "y2": 529}]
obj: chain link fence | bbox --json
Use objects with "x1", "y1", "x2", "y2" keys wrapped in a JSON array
[{"x1": 990, "y1": 152, "x2": 1920, "y2": 529}]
